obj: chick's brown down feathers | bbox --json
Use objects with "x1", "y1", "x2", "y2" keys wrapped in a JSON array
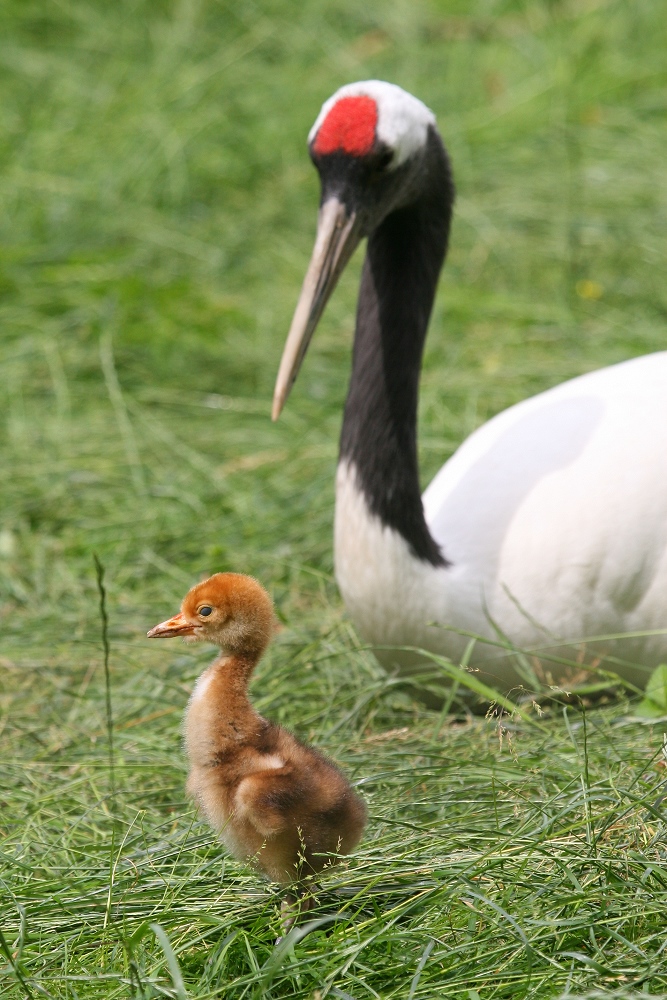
[{"x1": 148, "y1": 573, "x2": 367, "y2": 886}]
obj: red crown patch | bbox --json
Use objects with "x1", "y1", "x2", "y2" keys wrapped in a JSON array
[{"x1": 313, "y1": 95, "x2": 377, "y2": 157}]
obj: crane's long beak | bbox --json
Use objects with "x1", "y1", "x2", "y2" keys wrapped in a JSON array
[
  {"x1": 272, "y1": 197, "x2": 361, "y2": 420},
  {"x1": 147, "y1": 612, "x2": 195, "y2": 639}
]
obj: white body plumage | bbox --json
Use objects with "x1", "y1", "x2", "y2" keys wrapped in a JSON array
[{"x1": 335, "y1": 352, "x2": 667, "y2": 690}]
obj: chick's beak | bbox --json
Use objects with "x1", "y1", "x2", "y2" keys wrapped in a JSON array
[{"x1": 147, "y1": 612, "x2": 196, "y2": 639}]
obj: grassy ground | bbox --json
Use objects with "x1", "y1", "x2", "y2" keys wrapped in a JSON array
[{"x1": 2, "y1": 0, "x2": 667, "y2": 996}]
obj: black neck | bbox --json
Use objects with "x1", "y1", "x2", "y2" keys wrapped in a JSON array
[{"x1": 339, "y1": 128, "x2": 454, "y2": 566}]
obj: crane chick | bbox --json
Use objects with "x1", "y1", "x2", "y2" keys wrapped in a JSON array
[{"x1": 147, "y1": 573, "x2": 367, "y2": 924}]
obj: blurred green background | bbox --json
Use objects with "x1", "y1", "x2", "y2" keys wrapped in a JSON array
[
  {"x1": 2, "y1": 0, "x2": 665, "y2": 640},
  {"x1": 2, "y1": 1, "x2": 667, "y2": 997}
]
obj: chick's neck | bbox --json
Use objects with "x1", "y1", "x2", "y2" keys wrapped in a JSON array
[{"x1": 203, "y1": 651, "x2": 264, "y2": 743}]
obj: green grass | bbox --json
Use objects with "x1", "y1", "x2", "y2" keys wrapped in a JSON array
[{"x1": 1, "y1": 0, "x2": 667, "y2": 996}]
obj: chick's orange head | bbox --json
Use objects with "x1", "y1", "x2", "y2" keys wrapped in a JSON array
[{"x1": 148, "y1": 573, "x2": 276, "y2": 657}]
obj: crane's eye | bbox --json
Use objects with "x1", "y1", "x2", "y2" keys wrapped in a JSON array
[
  {"x1": 374, "y1": 148, "x2": 394, "y2": 172},
  {"x1": 198, "y1": 606, "x2": 213, "y2": 617}
]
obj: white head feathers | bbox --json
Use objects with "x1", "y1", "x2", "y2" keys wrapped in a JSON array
[{"x1": 309, "y1": 80, "x2": 436, "y2": 169}]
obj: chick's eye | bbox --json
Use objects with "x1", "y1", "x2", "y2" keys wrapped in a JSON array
[{"x1": 198, "y1": 606, "x2": 213, "y2": 617}]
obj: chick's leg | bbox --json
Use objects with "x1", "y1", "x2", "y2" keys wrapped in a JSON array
[{"x1": 279, "y1": 890, "x2": 316, "y2": 940}]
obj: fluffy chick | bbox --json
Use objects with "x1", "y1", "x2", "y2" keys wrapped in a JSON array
[{"x1": 147, "y1": 572, "x2": 367, "y2": 913}]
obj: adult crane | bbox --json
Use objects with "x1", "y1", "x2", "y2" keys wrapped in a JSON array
[{"x1": 272, "y1": 80, "x2": 667, "y2": 693}]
